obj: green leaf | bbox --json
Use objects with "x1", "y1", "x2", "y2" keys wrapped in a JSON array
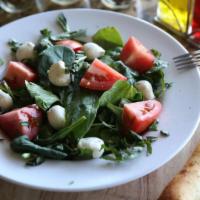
[
  {"x1": 140, "y1": 67, "x2": 166, "y2": 98},
  {"x1": 20, "y1": 121, "x2": 29, "y2": 127},
  {"x1": 37, "y1": 116, "x2": 87, "y2": 145},
  {"x1": 0, "y1": 58, "x2": 4, "y2": 66},
  {"x1": 64, "y1": 89, "x2": 100, "y2": 139},
  {"x1": 50, "y1": 29, "x2": 86, "y2": 43},
  {"x1": 25, "y1": 81, "x2": 59, "y2": 111},
  {"x1": 111, "y1": 61, "x2": 138, "y2": 85},
  {"x1": 148, "y1": 120, "x2": 159, "y2": 131},
  {"x1": 0, "y1": 81, "x2": 13, "y2": 98},
  {"x1": 99, "y1": 80, "x2": 137, "y2": 106},
  {"x1": 38, "y1": 46, "x2": 75, "y2": 78},
  {"x1": 103, "y1": 146, "x2": 144, "y2": 162},
  {"x1": 11, "y1": 136, "x2": 68, "y2": 160},
  {"x1": 107, "y1": 103, "x2": 122, "y2": 119},
  {"x1": 160, "y1": 130, "x2": 170, "y2": 137},
  {"x1": 57, "y1": 13, "x2": 70, "y2": 32},
  {"x1": 8, "y1": 39, "x2": 22, "y2": 53},
  {"x1": 40, "y1": 28, "x2": 52, "y2": 37},
  {"x1": 92, "y1": 27, "x2": 123, "y2": 50},
  {"x1": 151, "y1": 49, "x2": 161, "y2": 58}
]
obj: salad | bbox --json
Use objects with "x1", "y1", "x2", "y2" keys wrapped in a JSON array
[{"x1": 0, "y1": 13, "x2": 169, "y2": 166}]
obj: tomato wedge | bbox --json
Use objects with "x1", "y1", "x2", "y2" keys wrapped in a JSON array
[
  {"x1": 123, "y1": 100, "x2": 162, "y2": 134},
  {"x1": 5, "y1": 61, "x2": 37, "y2": 89},
  {"x1": 120, "y1": 37, "x2": 155, "y2": 73},
  {"x1": 55, "y1": 39, "x2": 83, "y2": 52},
  {"x1": 80, "y1": 58, "x2": 127, "y2": 91},
  {"x1": 0, "y1": 104, "x2": 42, "y2": 140}
]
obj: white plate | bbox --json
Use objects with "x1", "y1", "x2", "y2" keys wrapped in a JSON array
[{"x1": 0, "y1": 9, "x2": 200, "y2": 192}]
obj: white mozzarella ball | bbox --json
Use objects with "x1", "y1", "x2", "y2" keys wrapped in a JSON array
[
  {"x1": 83, "y1": 42, "x2": 105, "y2": 60},
  {"x1": 16, "y1": 42, "x2": 35, "y2": 61},
  {"x1": 78, "y1": 137, "x2": 104, "y2": 159},
  {"x1": 47, "y1": 105, "x2": 66, "y2": 129},
  {"x1": 48, "y1": 60, "x2": 71, "y2": 87},
  {"x1": 0, "y1": 89, "x2": 13, "y2": 111},
  {"x1": 135, "y1": 80, "x2": 155, "y2": 100}
]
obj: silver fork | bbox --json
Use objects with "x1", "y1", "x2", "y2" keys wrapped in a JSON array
[{"x1": 173, "y1": 50, "x2": 200, "y2": 69}]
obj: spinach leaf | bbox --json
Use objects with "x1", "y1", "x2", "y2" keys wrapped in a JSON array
[
  {"x1": 12, "y1": 87, "x2": 33, "y2": 108},
  {"x1": 103, "y1": 146, "x2": 144, "y2": 161},
  {"x1": 0, "y1": 58, "x2": 4, "y2": 66},
  {"x1": 50, "y1": 29, "x2": 87, "y2": 43},
  {"x1": 92, "y1": 27, "x2": 123, "y2": 50},
  {"x1": 148, "y1": 120, "x2": 159, "y2": 131},
  {"x1": 151, "y1": 48, "x2": 161, "y2": 58},
  {"x1": 40, "y1": 28, "x2": 52, "y2": 37},
  {"x1": 57, "y1": 13, "x2": 70, "y2": 32},
  {"x1": 99, "y1": 80, "x2": 137, "y2": 106},
  {"x1": 11, "y1": 136, "x2": 68, "y2": 160},
  {"x1": 22, "y1": 153, "x2": 45, "y2": 166},
  {"x1": 8, "y1": 39, "x2": 22, "y2": 53},
  {"x1": 140, "y1": 67, "x2": 165, "y2": 98},
  {"x1": 38, "y1": 46, "x2": 75, "y2": 78},
  {"x1": 35, "y1": 29, "x2": 54, "y2": 53},
  {"x1": 0, "y1": 81, "x2": 13, "y2": 98},
  {"x1": 107, "y1": 103, "x2": 122, "y2": 119},
  {"x1": 37, "y1": 116, "x2": 86, "y2": 145},
  {"x1": 111, "y1": 61, "x2": 138, "y2": 85},
  {"x1": 64, "y1": 88, "x2": 100, "y2": 139},
  {"x1": 25, "y1": 81, "x2": 59, "y2": 111}
]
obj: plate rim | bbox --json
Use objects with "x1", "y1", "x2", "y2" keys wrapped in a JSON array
[{"x1": 0, "y1": 8, "x2": 200, "y2": 192}]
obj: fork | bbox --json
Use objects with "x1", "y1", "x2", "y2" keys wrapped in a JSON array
[{"x1": 173, "y1": 50, "x2": 200, "y2": 69}]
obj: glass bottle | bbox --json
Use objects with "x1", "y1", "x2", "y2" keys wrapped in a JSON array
[{"x1": 156, "y1": 0, "x2": 195, "y2": 35}]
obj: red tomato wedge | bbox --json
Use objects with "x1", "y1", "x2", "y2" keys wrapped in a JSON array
[
  {"x1": 0, "y1": 104, "x2": 42, "y2": 140},
  {"x1": 5, "y1": 61, "x2": 37, "y2": 89},
  {"x1": 123, "y1": 100, "x2": 162, "y2": 134},
  {"x1": 55, "y1": 39, "x2": 83, "y2": 52},
  {"x1": 120, "y1": 37, "x2": 155, "y2": 73},
  {"x1": 80, "y1": 59, "x2": 127, "y2": 91}
]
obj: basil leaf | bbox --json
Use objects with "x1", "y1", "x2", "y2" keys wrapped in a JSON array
[
  {"x1": 99, "y1": 80, "x2": 137, "y2": 106},
  {"x1": 92, "y1": 27, "x2": 123, "y2": 50},
  {"x1": 25, "y1": 81, "x2": 59, "y2": 111}
]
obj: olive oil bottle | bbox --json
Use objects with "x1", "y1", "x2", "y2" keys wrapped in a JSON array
[{"x1": 156, "y1": 0, "x2": 195, "y2": 35}]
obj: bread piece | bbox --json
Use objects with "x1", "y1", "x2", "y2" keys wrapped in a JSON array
[{"x1": 158, "y1": 145, "x2": 200, "y2": 200}]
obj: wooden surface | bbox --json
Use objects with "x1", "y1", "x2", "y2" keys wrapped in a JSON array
[{"x1": 0, "y1": 1, "x2": 199, "y2": 200}]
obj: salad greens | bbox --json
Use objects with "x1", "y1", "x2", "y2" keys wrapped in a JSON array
[
  {"x1": 0, "y1": 13, "x2": 169, "y2": 166},
  {"x1": 25, "y1": 81, "x2": 59, "y2": 111},
  {"x1": 93, "y1": 27, "x2": 123, "y2": 50}
]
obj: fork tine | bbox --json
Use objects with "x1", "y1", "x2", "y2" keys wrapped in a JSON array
[
  {"x1": 174, "y1": 54, "x2": 200, "y2": 63},
  {"x1": 173, "y1": 50, "x2": 200, "y2": 60},
  {"x1": 175, "y1": 59, "x2": 200, "y2": 67},
  {"x1": 174, "y1": 56, "x2": 200, "y2": 65},
  {"x1": 176, "y1": 63, "x2": 200, "y2": 69},
  {"x1": 173, "y1": 49, "x2": 200, "y2": 69}
]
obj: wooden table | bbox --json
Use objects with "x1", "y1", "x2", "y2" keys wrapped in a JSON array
[{"x1": 0, "y1": 1, "x2": 199, "y2": 199}]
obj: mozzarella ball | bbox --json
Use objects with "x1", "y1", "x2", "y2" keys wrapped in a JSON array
[
  {"x1": 135, "y1": 80, "x2": 155, "y2": 100},
  {"x1": 47, "y1": 105, "x2": 66, "y2": 129},
  {"x1": 48, "y1": 60, "x2": 71, "y2": 87},
  {"x1": 83, "y1": 42, "x2": 105, "y2": 60},
  {"x1": 16, "y1": 42, "x2": 35, "y2": 61},
  {"x1": 78, "y1": 137, "x2": 104, "y2": 159},
  {"x1": 0, "y1": 89, "x2": 13, "y2": 111}
]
